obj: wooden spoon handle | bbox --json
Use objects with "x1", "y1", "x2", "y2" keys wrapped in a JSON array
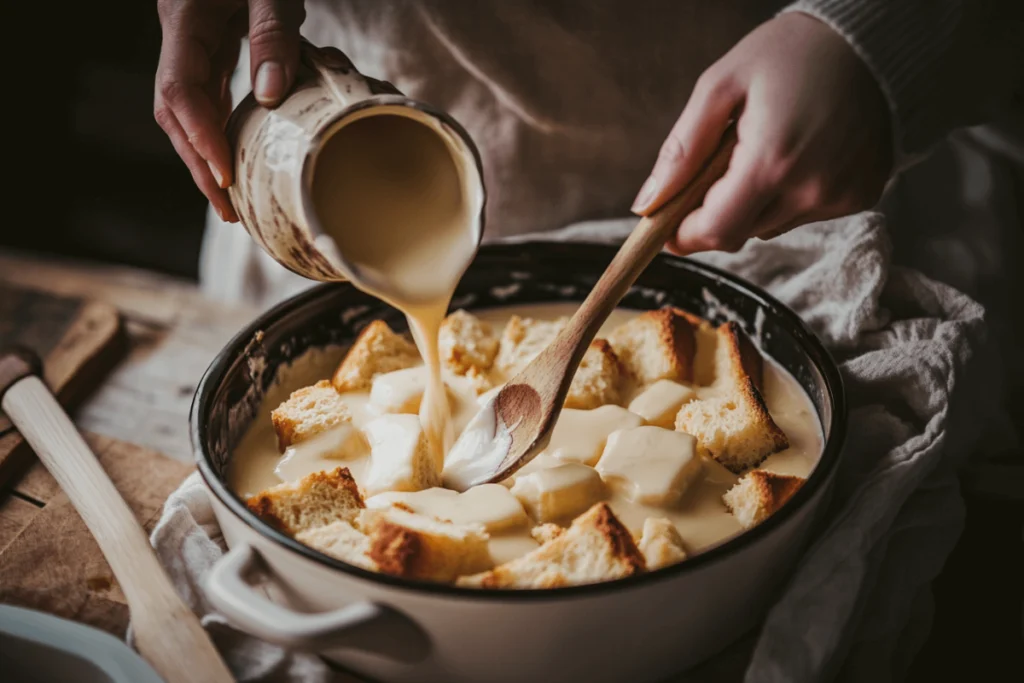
[
  {"x1": 1, "y1": 376, "x2": 235, "y2": 683},
  {"x1": 568, "y1": 125, "x2": 738, "y2": 348}
]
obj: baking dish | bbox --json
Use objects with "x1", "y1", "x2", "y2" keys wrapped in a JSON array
[{"x1": 193, "y1": 241, "x2": 846, "y2": 683}]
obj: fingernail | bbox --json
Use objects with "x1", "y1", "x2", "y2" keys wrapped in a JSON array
[
  {"x1": 255, "y1": 61, "x2": 286, "y2": 106},
  {"x1": 631, "y1": 175, "x2": 659, "y2": 214},
  {"x1": 207, "y1": 160, "x2": 227, "y2": 188}
]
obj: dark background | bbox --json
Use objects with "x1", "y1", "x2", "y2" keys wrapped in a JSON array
[
  {"x1": 2, "y1": 4, "x2": 1021, "y2": 681},
  {"x1": 5, "y1": 3, "x2": 208, "y2": 279}
]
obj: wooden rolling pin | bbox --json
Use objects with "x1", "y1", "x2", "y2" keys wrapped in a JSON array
[{"x1": 0, "y1": 347, "x2": 234, "y2": 683}]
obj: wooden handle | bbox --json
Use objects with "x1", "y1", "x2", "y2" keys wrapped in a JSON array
[
  {"x1": 556, "y1": 126, "x2": 739, "y2": 372},
  {"x1": 2, "y1": 377, "x2": 235, "y2": 683}
]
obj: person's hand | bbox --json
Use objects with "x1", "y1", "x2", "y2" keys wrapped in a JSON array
[
  {"x1": 632, "y1": 12, "x2": 892, "y2": 253},
  {"x1": 155, "y1": 0, "x2": 306, "y2": 222}
]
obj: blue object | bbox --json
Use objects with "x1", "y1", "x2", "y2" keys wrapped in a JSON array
[{"x1": 0, "y1": 605, "x2": 165, "y2": 683}]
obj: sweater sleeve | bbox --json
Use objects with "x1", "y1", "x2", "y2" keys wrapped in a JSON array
[{"x1": 781, "y1": 0, "x2": 1024, "y2": 168}]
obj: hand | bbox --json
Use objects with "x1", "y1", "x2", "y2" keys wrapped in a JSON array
[
  {"x1": 155, "y1": 0, "x2": 306, "y2": 222},
  {"x1": 632, "y1": 12, "x2": 892, "y2": 253}
]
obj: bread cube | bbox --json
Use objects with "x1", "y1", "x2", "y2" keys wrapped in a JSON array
[
  {"x1": 295, "y1": 521, "x2": 377, "y2": 570},
  {"x1": 510, "y1": 462, "x2": 606, "y2": 523},
  {"x1": 530, "y1": 523, "x2": 564, "y2": 544},
  {"x1": 439, "y1": 310, "x2": 499, "y2": 379},
  {"x1": 456, "y1": 503, "x2": 645, "y2": 588},
  {"x1": 545, "y1": 405, "x2": 644, "y2": 466},
  {"x1": 270, "y1": 380, "x2": 351, "y2": 452},
  {"x1": 564, "y1": 339, "x2": 624, "y2": 409},
  {"x1": 627, "y1": 379, "x2": 696, "y2": 428},
  {"x1": 359, "y1": 506, "x2": 492, "y2": 582},
  {"x1": 637, "y1": 518, "x2": 687, "y2": 570},
  {"x1": 596, "y1": 426, "x2": 702, "y2": 506},
  {"x1": 722, "y1": 470, "x2": 805, "y2": 529},
  {"x1": 494, "y1": 315, "x2": 567, "y2": 376},
  {"x1": 246, "y1": 467, "x2": 364, "y2": 535},
  {"x1": 608, "y1": 307, "x2": 697, "y2": 384},
  {"x1": 332, "y1": 320, "x2": 420, "y2": 392},
  {"x1": 363, "y1": 414, "x2": 440, "y2": 495},
  {"x1": 675, "y1": 323, "x2": 788, "y2": 473}
]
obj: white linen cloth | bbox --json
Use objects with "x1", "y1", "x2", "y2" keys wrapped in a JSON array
[{"x1": 151, "y1": 209, "x2": 1007, "y2": 682}]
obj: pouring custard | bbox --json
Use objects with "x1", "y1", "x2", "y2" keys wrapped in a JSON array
[
  {"x1": 231, "y1": 304, "x2": 824, "y2": 587},
  {"x1": 307, "y1": 106, "x2": 484, "y2": 468}
]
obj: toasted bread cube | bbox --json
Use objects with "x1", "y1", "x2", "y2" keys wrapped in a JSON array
[
  {"x1": 627, "y1": 379, "x2": 697, "y2": 428},
  {"x1": 358, "y1": 506, "x2": 491, "y2": 582},
  {"x1": 363, "y1": 414, "x2": 440, "y2": 495},
  {"x1": 596, "y1": 426, "x2": 702, "y2": 507},
  {"x1": 722, "y1": 470, "x2": 805, "y2": 529},
  {"x1": 675, "y1": 323, "x2": 788, "y2": 473},
  {"x1": 545, "y1": 405, "x2": 645, "y2": 466},
  {"x1": 608, "y1": 307, "x2": 697, "y2": 384},
  {"x1": 637, "y1": 518, "x2": 687, "y2": 570},
  {"x1": 439, "y1": 310, "x2": 499, "y2": 378},
  {"x1": 456, "y1": 503, "x2": 645, "y2": 589},
  {"x1": 296, "y1": 521, "x2": 377, "y2": 570},
  {"x1": 713, "y1": 321, "x2": 765, "y2": 392},
  {"x1": 246, "y1": 467, "x2": 364, "y2": 535},
  {"x1": 366, "y1": 484, "x2": 528, "y2": 533},
  {"x1": 270, "y1": 380, "x2": 352, "y2": 452},
  {"x1": 530, "y1": 523, "x2": 564, "y2": 544},
  {"x1": 511, "y1": 463, "x2": 606, "y2": 523},
  {"x1": 494, "y1": 315, "x2": 568, "y2": 376},
  {"x1": 332, "y1": 320, "x2": 420, "y2": 392},
  {"x1": 564, "y1": 339, "x2": 624, "y2": 409}
]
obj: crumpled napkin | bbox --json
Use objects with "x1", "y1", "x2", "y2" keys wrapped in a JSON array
[{"x1": 151, "y1": 211, "x2": 1003, "y2": 682}]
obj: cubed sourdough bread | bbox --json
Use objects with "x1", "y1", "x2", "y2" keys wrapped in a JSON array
[
  {"x1": 607, "y1": 307, "x2": 698, "y2": 385},
  {"x1": 456, "y1": 502, "x2": 645, "y2": 588},
  {"x1": 332, "y1": 320, "x2": 420, "y2": 392},
  {"x1": 722, "y1": 470, "x2": 805, "y2": 529},
  {"x1": 675, "y1": 322, "x2": 788, "y2": 473},
  {"x1": 439, "y1": 310, "x2": 499, "y2": 392},
  {"x1": 270, "y1": 380, "x2": 351, "y2": 451},
  {"x1": 358, "y1": 506, "x2": 492, "y2": 582},
  {"x1": 564, "y1": 339, "x2": 624, "y2": 409},
  {"x1": 246, "y1": 467, "x2": 364, "y2": 535}
]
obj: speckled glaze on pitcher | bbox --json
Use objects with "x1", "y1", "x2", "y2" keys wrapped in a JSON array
[{"x1": 226, "y1": 41, "x2": 486, "y2": 283}]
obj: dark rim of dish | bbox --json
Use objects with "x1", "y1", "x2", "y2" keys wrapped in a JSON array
[{"x1": 192, "y1": 243, "x2": 847, "y2": 602}]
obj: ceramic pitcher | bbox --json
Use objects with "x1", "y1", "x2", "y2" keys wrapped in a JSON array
[{"x1": 226, "y1": 40, "x2": 486, "y2": 282}]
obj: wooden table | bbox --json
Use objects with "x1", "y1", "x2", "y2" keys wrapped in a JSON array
[
  {"x1": 0, "y1": 249, "x2": 259, "y2": 465},
  {"x1": 1, "y1": 247, "x2": 1020, "y2": 682}
]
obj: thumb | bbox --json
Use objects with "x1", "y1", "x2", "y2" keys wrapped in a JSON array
[
  {"x1": 632, "y1": 71, "x2": 743, "y2": 216},
  {"x1": 248, "y1": 0, "x2": 306, "y2": 107}
]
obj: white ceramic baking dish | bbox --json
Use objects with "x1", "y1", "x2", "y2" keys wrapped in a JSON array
[{"x1": 193, "y1": 242, "x2": 846, "y2": 683}]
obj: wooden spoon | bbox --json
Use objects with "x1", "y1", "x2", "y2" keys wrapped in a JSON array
[
  {"x1": 443, "y1": 126, "x2": 738, "y2": 491},
  {"x1": 0, "y1": 347, "x2": 235, "y2": 683}
]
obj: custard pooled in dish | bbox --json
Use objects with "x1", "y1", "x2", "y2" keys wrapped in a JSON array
[{"x1": 233, "y1": 305, "x2": 823, "y2": 588}]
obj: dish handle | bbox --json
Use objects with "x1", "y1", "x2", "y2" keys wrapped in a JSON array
[{"x1": 204, "y1": 542, "x2": 430, "y2": 661}]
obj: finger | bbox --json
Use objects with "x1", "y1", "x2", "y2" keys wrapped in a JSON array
[
  {"x1": 248, "y1": 0, "x2": 306, "y2": 107},
  {"x1": 155, "y1": 11, "x2": 234, "y2": 187},
  {"x1": 159, "y1": 104, "x2": 239, "y2": 223},
  {"x1": 669, "y1": 148, "x2": 775, "y2": 254},
  {"x1": 632, "y1": 69, "x2": 744, "y2": 215}
]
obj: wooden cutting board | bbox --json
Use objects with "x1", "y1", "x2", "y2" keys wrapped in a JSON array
[
  {"x1": 0, "y1": 283, "x2": 127, "y2": 488},
  {"x1": 0, "y1": 434, "x2": 192, "y2": 637}
]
